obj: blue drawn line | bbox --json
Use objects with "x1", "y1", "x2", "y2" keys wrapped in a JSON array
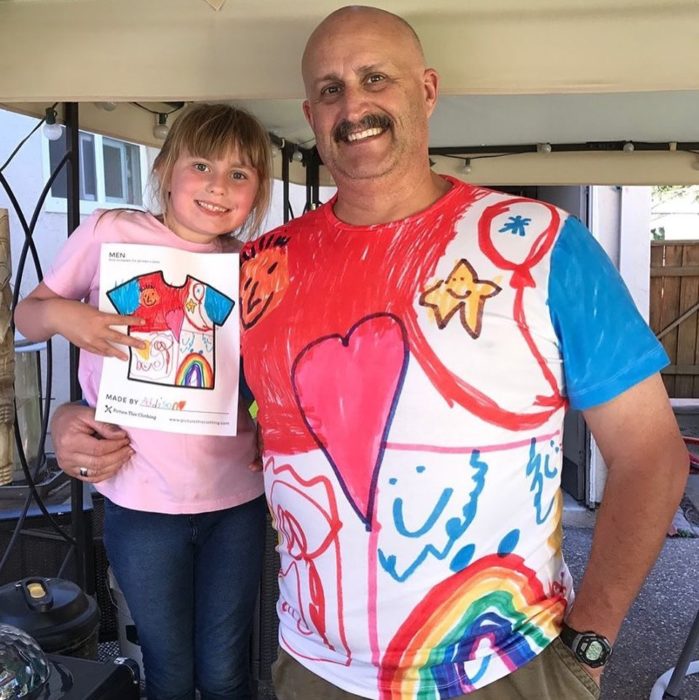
[
  {"x1": 379, "y1": 450, "x2": 488, "y2": 582},
  {"x1": 394, "y1": 488, "x2": 454, "y2": 538},
  {"x1": 468, "y1": 655, "x2": 491, "y2": 686},
  {"x1": 498, "y1": 215, "x2": 532, "y2": 237},
  {"x1": 525, "y1": 438, "x2": 559, "y2": 525}
]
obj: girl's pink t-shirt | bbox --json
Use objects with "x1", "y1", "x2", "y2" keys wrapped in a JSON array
[{"x1": 44, "y1": 209, "x2": 262, "y2": 514}]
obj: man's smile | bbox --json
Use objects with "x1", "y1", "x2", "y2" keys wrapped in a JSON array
[
  {"x1": 346, "y1": 127, "x2": 386, "y2": 143},
  {"x1": 333, "y1": 114, "x2": 393, "y2": 144}
]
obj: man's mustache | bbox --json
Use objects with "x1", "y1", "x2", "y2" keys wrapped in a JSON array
[{"x1": 333, "y1": 114, "x2": 392, "y2": 142}]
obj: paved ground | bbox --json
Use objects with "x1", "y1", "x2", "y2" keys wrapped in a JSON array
[
  {"x1": 561, "y1": 406, "x2": 699, "y2": 700},
  {"x1": 563, "y1": 527, "x2": 699, "y2": 700}
]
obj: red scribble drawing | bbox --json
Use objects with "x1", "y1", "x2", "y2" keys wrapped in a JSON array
[
  {"x1": 266, "y1": 456, "x2": 351, "y2": 665},
  {"x1": 240, "y1": 232, "x2": 290, "y2": 329},
  {"x1": 243, "y1": 189, "x2": 567, "y2": 451},
  {"x1": 479, "y1": 199, "x2": 562, "y2": 403}
]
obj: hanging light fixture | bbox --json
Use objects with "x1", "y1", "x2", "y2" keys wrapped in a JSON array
[
  {"x1": 153, "y1": 113, "x2": 169, "y2": 140},
  {"x1": 42, "y1": 108, "x2": 62, "y2": 141},
  {"x1": 462, "y1": 158, "x2": 472, "y2": 174},
  {"x1": 271, "y1": 138, "x2": 284, "y2": 159}
]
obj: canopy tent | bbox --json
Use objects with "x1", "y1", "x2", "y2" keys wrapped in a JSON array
[{"x1": 2, "y1": 0, "x2": 699, "y2": 185}]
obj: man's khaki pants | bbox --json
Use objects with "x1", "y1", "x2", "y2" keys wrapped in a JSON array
[{"x1": 272, "y1": 639, "x2": 601, "y2": 700}]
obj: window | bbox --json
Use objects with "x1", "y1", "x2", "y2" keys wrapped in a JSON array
[
  {"x1": 44, "y1": 127, "x2": 148, "y2": 213},
  {"x1": 102, "y1": 138, "x2": 143, "y2": 204}
]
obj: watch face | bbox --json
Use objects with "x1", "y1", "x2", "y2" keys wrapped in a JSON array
[
  {"x1": 579, "y1": 634, "x2": 611, "y2": 667},
  {"x1": 583, "y1": 639, "x2": 604, "y2": 661}
]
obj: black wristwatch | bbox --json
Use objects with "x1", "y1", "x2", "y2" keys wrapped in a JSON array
[{"x1": 559, "y1": 622, "x2": 612, "y2": 668}]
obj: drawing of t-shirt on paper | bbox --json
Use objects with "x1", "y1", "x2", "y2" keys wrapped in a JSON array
[{"x1": 107, "y1": 271, "x2": 234, "y2": 389}]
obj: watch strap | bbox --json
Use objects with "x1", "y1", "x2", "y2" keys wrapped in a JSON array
[
  {"x1": 559, "y1": 621, "x2": 581, "y2": 648},
  {"x1": 559, "y1": 622, "x2": 612, "y2": 668}
]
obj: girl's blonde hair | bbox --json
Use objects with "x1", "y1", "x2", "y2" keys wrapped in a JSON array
[{"x1": 151, "y1": 103, "x2": 272, "y2": 239}]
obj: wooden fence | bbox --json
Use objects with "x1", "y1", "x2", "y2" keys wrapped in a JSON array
[{"x1": 650, "y1": 240, "x2": 699, "y2": 398}]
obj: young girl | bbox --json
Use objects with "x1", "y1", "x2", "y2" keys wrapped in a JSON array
[{"x1": 15, "y1": 103, "x2": 271, "y2": 700}]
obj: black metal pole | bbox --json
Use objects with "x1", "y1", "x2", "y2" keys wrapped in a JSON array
[
  {"x1": 308, "y1": 148, "x2": 320, "y2": 210},
  {"x1": 64, "y1": 102, "x2": 88, "y2": 591},
  {"x1": 303, "y1": 149, "x2": 315, "y2": 213},
  {"x1": 282, "y1": 143, "x2": 290, "y2": 223},
  {"x1": 65, "y1": 103, "x2": 81, "y2": 403}
]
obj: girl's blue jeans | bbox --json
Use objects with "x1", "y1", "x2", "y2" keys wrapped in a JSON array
[{"x1": 103, "y1": 495, "x2": 266, "y2": 700}]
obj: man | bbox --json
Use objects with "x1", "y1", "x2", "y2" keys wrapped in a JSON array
[{"x1": 54, "y1": 6, "x2": 688, "y2": 699}]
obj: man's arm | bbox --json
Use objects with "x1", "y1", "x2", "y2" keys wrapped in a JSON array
[
  {"x1": 566, "y1": 373, "x2": 688, "y2": 644},
  {"x1": 51, "y1": 403, "x2": 133, "y2": 482}
]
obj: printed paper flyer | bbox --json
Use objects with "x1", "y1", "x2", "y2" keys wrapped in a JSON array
[{"x1": 95, "y1": 243, "x2": 240, "y2": 436}]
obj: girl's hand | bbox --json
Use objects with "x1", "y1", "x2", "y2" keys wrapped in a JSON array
[{"x1": 56, "y1": 299, "x2": 145, "y2": 361}]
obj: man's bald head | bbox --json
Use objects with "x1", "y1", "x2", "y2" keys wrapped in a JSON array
[
  {"x1": 302, "y1": 5, "x2": 425, "y2": 86},
  {"x1": 299, "y1": 3, "x2": 441, "y2": 204}
]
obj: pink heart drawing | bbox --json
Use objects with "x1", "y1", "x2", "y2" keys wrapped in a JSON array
[
  {"x1": 165, "y1": 308, "x2": 185, "y2": 342},
  {"x1": 292, "y1": 314, "x2": 408, "y2": 528}
]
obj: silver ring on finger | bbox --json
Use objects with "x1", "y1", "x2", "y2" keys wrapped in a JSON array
[{"x1": 79, "y1": 467, "x2": 89, "y2": 478}]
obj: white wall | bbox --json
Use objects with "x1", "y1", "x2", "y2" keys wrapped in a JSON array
[
  {"x1": 619, "y1": 187, "x2": 653, "y2": 319},
  {"x1": 589, "y1": 186, "x2": 622, "y2": 266},
  {"x1": 0, "y1": 111, "x2": 70, "y2": 296}
]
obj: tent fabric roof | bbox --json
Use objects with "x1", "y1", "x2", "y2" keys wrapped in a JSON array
[
  {"x1": 2, "y1": 0, "x2": 699, "y2": 185},
  {"x1": 3, "y1": 0, "x2": 698, "y2": 101}
]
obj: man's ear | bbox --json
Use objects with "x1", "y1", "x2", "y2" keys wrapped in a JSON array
[
  {"x1": 302, "y1": 100, "x2": 315, "y2": 130},
  {"x1": 423, "y1": 68, "x2": 440, "y2": 118}
]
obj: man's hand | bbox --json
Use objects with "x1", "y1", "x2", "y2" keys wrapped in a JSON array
[
  {"x1": 51, "y1": 403, "x2": 133, "y2": 483},
  {"x1": 583, "y1": 664, "x2": 603, "y2": 688}
]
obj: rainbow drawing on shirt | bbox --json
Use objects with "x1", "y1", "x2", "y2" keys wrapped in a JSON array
[
  {"x1": 175, "y1": 352, "x2": 214, "y2": 388},
  {"x1": 378, "y1": 553, "x2": 565, "y2": 699}
]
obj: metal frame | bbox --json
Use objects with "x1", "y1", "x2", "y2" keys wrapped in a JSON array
[{"x1": 0, "y1": 101, "x2": 94, "y2": 591}]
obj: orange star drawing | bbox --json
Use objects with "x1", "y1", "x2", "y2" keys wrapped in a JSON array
[{"x1": 419, "y1": 259, "x2": 501, "y2": 338}]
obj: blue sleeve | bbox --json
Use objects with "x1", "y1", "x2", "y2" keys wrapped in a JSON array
[
  {"x1": 549, "y1": 216, "x2": 669, "y2": 410},
  {"x1": 107, "y1": 278, "x2": 140, "y2": 315},
  {"x1": 203, "y1": 285, "x2": 235, "y2": 326}
]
